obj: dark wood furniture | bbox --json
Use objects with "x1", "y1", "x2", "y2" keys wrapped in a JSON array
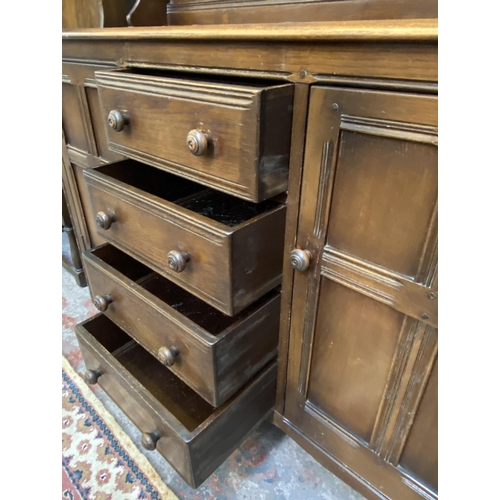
[
  {"x1": 278, "y1": 86, "x2": 438, "y2": 500},
  {"x1": 62, "y1": 0, "x2": 168, "y2": 29},
  {"x1": 63, "y1": 18, "x2": 438, "y2": 498},
  {"x1": 166, "y1": 0, "x2": 437, "y2": 25},
  {"x1": 62, "y1": 187, "x2": 87, "y2": 287}
]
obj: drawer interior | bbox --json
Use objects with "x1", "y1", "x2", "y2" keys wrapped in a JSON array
[
  {"x1": 101, "y1": 68, "x2": 288, "y2": 90},
  {"x1": 95, "y1": 161, "x2": 281, "y2": 227},
  {"x1": 84, "y1": 314, "x2": 215, "y2": 431},
  {"x1": 177, "y1": 190, "x2": 278, "y2": 227},
  {"x1": 91, "y1": 244, "x2": 278, "y2": 335}
]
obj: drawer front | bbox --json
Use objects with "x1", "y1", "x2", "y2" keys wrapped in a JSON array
[
  {"x1": 86, "y1": 175, "x2": 231, "y2": 311},
  {"x1": 83, "y1": 245, "x2": 280, "y2": 406},
  {"x1": 76, "y1": 314, "x2": 277, "y2": 488},
  {"x1": 84, "y1": 163, "x2": 286, "y2": 315},
  {"x1": 95, "y1": 70, "x2": 294, "y2": 202}
]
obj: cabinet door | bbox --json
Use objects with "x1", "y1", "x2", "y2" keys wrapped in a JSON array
[{"x1": 284, "y1": 87, "x2": 438, "y2": 500}]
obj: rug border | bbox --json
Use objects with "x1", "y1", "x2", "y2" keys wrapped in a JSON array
[{"x1": 62, "y1": 355, "x2": 180, "y2": 500}]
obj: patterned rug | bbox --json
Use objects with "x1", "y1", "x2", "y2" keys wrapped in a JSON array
[{"x1": 62, "y1": 356, "x2": 179, "y2": 500}]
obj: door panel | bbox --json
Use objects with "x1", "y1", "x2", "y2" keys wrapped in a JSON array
[
  {"x1": 327, "y1": 131, "x2": 438, "y2": 278},
  {"x1": 308, "y1": 280, "x2": 405, "y2": 443},
  {"x1": 285, "y1": 86, "x2": 438, "y2": 500}
]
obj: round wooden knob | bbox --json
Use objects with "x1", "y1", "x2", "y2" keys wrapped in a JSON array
[
  {"x1": 94, "y1": 294, "x2": 112, "y2": 312},
  {"x1": 290, "y1": 249, "x2": 312, "y2": 272},
  {"x1": 84, "y1": 369, "x2": 101, "y2": 385},
  {"x1": 108, "y1": 110, "x2": 127, "y2": 132},
  {"x1": 158, "y1": 346, "x2": 178, "y2": 367},
  {"x1": 167, "y1": 251, "x2": 190, "y2": 273},
  {"x1": 186, "y1": 129, "x2": 209, "y2": 156},
  {"x1": 141, "y1": 432, "x2": 159, "y2": 451},
  {"x1": 95, "y1": 211, "x2": 115, "y2": 230}
]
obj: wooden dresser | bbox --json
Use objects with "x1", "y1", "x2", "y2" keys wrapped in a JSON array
[{"x1": 62, "y1": 18, "x2": 438, "y2": 499}]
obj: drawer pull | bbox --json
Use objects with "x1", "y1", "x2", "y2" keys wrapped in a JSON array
[
  {"x1": 186, "y1": 129, "x2": 209, "y2": 156},
  {"x1": 96, "y1": 211, "x2": 116, "y2": 230},
  {"x1": 290, "y1": 249, "x2": 312, "y2": 272},
  {"x1": 158, "y1": 346, "x2": 178, "y2": 367},
  {"x1": 141, "y1": 432, "x2": 160, "y2": 451},
  {"x1": 94, "y1": 294, "x2": 113, "y2": 312},
  {"x1": 108, "y1": 110, "x2": 128, "y2": 132},
  {"x1": 84, "y1": 369, "x2": 101, "y2": 385},
  {"x1": 167, "y1": 250, "x2": 190, "y2": 273}
]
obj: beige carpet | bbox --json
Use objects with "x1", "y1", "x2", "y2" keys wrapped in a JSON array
[{"x1": 62, "y1": 356, "x2": 179, "y2": 500}]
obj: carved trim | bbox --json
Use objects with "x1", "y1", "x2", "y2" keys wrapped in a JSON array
[
  {"x1": 84, "y1": 173, "x2": 229, "y2": 243},
  {"x1": 275, "y1": 83, "x2": 310, "y2": 415},
  {"x1": 67, "y1": 146, "x2": 109, "y2": 168},
  {"x1": 321, "y1": 248, "x2": 438, "y2": 327},
  {"x1": 415, "y1": 199, "x2": 438, "y2": 287},
  {"x1": 297, "y1": 271, "x2": 321, "y2": 396},
  {"x1": 66, "y1": 146, "x2": 88, "y2": 166},
  {"x1": 370, "y1": 318, "x2": 422, "y2": 452},
  {"x1": 341, "y1": 115, "x2": 438, "y2": 145},
  {"x1": 305, "y1": 402, "x2": 362, "y2": 449},
  {"x1": 83, "y1": 78, "x2": 98, "y2": 88},
  {"x1": 95, "y1": 70, "x2": 264, "y2": 109},
  {"x1": 314, "y1": 75, "x2": 438, "y2": 94},
  {"x1": 384, "y1": 325, "x2": 437, "y2": 464},
  {"x1": 313, "y1": 140, "x2": 334, "y2": 239},
  {"x1": 107, "y1": 143, "x2": 254, "y2": 201},
  {"x1": 400, "y1": 475, "x2": 437, "y2": 500},
  {"x1": 63, "y1": 57, "x2": 116, "y2": 67}
]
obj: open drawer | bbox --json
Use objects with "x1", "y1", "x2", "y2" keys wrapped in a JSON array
[
  {"x1": 75, "y1": 314, "x2": 277, "y2": 488},
  {"x1": 84, "y1": 160, "x2": 286, "y2": 315},
  {"x1": 95, "y1": 69, "x2": 294, "y2": 202},
  {"x1": 83, "y1": 243, "x2": 280, "y2": 407}
]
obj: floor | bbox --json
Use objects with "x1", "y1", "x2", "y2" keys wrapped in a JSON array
[{"x1": 62, "y1": 254, "x2": 366, "y2": 500}]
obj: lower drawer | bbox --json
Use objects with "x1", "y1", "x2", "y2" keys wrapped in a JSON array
[
  {"x1": 83, "y1": 243, "x2": 280, "y2": 407},
  {"x1": 75, "y1": 314, "x2": 277, "y2": 488}
]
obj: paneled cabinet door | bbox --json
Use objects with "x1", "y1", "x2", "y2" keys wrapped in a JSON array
[{"x1": 284, "y1": 87, "x2": 438, "y2": 500}]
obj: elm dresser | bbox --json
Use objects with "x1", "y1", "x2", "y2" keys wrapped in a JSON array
[{"x1": 62, "y1": 17, "x2": 438, "y2": 500}]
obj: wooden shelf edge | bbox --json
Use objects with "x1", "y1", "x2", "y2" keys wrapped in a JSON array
[{"x1": 62, "y1": 19, "x2": 438, "y2": 42}]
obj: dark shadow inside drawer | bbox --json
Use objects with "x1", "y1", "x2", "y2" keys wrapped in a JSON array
[
  {"x1": 83, "y1": 314, "x2": 215, "y2": 431},
  {"x1": 91, "y1": 244, "x2": 277, "y2": 335},
  {"x1": 113, "y1": 68, "x2": 289, "y2": 89},
  {"x1": 95, "y1": 160, "x2": 281, "y2": 227}
]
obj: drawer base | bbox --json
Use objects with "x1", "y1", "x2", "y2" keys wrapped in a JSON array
[{"x1": 76, "y1": 314, "x2": 277, "y2": 488}]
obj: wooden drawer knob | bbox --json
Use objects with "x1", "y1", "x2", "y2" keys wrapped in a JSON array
[
  {"x1": 84, "y1": 369, "x2": 101, "y2": 385},
  {"x1": 167, "y1": 250, "x2": 190, "y2": 273},
  {"x1": 141, "y1": 432, "x2": 160, "y2": 451},
  {"x1": 290, "y1": 249, "x2": 312, "y2": 272},
  {"x1": 186, "y1": 129, "x2": 209, "y2": 156},
  {"x1": 108, "y1": 110, "x2": 128, "y2": 132},
  {"x1": 158, "y1": 346, "x2": 178, "y2": 367},
  {"x1": 95, "y1": 211, "x2": 116, "y2": 230},
  {"x1": 94, "y1": 294, "x2": 112, "y2": 312}
]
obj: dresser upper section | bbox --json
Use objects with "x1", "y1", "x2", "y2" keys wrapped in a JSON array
[{"x1": 63, "y1": 19, "x2": 438, "y2": 86}]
